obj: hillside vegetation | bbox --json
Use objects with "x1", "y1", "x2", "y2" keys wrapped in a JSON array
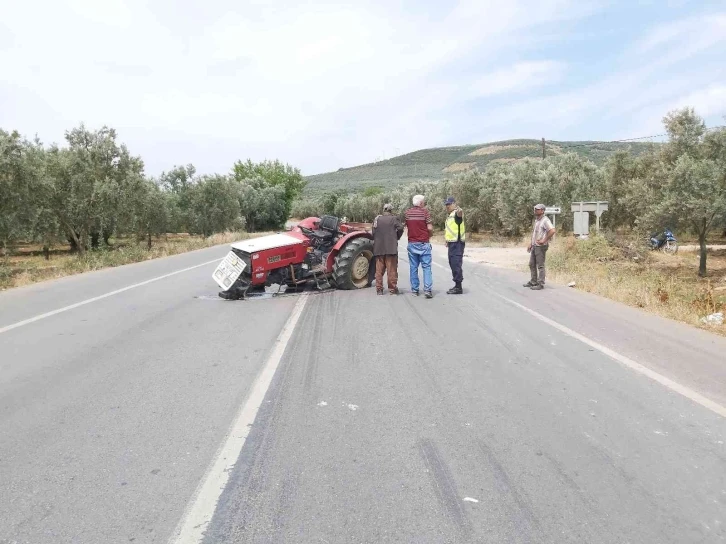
[
  {"x1": 303, "y1": 139, "x2": 656, "y2": 196},
  {"x1": 293, "y1": 107, "x2": 726, "y2": 278}
]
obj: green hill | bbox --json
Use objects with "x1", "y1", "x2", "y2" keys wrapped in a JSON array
[{"x1": 302, "y1": 139, "x2": 657, "y2": 196}]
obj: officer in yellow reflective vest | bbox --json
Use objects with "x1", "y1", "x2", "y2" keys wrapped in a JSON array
[{"x1": 443, "y1": 196, "x2": 465, "y2": 294}]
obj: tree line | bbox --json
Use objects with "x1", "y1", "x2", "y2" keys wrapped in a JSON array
[
  {"x1": 0, "y1": 124, "x2": 305, "y2": 256},
  {"x1": 292, "y1": 108, "x2": 726, "y2": 276}
]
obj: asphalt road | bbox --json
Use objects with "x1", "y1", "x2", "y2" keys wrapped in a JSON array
[{"x1": 1, "y1": 241, "x2": 725, "y2": 543}]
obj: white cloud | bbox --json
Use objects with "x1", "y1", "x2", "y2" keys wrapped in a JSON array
[
  {"x1": 671, "y1": 85, "x2": 726, "y2": 118},
  {"x1": 471, "y1": 61, "x2": 566, "y2": 98},
  {"x1": 66, "y1": 0, "x2": 133, "y2": 27},
  {"x1": 636, "y1": 13, "x2": 726, "y2": 55},
  {"x1": 0, "y1": 0, "x2": 723, "y2": 176}
]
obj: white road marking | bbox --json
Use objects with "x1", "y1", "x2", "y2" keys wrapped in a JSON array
[
  {"x1": 416, "y1": 249, "x2": 724, "y2": 419},
  {"x1": 0, "y1": 259, "x2": 221, "y2": 335},
  {"x1": 168, "y1": 294, "x2": 309, "y2": 544},
  {"x1": 494, "y1": 293, "x2": 726, "y2": 419}
]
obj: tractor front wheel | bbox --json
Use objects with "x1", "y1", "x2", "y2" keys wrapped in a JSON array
[{"x1": 332, "y1": 237, "x2": 374, "y2": 289}]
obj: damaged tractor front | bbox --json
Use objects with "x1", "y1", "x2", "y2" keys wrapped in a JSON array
[{"x1": 211, "y1": 216, "x2": 375, "y2": 300}]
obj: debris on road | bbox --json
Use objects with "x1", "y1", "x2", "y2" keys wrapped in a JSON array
[
  {"x1": 568, "y1": 281, "x2": 576, "y2": 287},
  {"x1": 701, "y1": 312, "x2": 724, "y2": 326},
  {"x1": 463, "y1": 497, "x2": 479, "y2": 503}
]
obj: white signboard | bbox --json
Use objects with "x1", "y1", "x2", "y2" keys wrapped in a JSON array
[
  {"x1": 212, "y1": 251, "x2": 247, "y2": 291},
  {"x1": 572, "y1": 201, "x2": 608, "y2": 233},
  {"x1": 545, "y1": 207, "x2": 561, "y2": 214},
  {"x1": 573, "y1": 211, "x2": 590, "y2": 235},
  {"x1": 570, "y1": 201, "x2": 609, "y2": 216}
]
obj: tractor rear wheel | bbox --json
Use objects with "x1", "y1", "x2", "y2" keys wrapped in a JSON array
[{"x1": 332, "y1": 237, "x2": 374, "y2": 289}]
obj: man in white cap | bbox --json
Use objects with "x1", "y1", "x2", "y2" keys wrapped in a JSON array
[{"x1": 525, "y1": 203, "x2": 555, "y2": 290}]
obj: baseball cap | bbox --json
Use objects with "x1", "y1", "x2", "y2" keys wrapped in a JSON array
[
  {"x1": 534, "y1": 203, "x2": 546, "y2": 210},
  {"x1": 444, "y1": 197, "x2": 456, "y2": 205}
]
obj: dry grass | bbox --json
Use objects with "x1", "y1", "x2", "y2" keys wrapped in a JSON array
[
  {"x1": 547, "y1": 236, "x2": 726, "y2": 335},
  {"x1": 0, "y1": 231, "x2": 267, "y2": 290},
  {"x1": 442, "y1": 162, "x2": 476, "y2": 173},
  {"x1": 469, "y1": 144, "x2": 537, "y2": 156}
]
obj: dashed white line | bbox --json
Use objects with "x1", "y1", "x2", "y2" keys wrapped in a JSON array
[
  {"x1": 0, "y1": 259, "x2": 220, "y2": 335},
  {"x1": 168, "y1": 293, "x2": 309, "y2": 544}
]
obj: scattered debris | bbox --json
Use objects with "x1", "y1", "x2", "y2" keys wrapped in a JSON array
[
  {"x1": 567, "y1": 281, "x2": 576, "y2": 287},
  {"x1": 701, "y1": 312, "x2": 724, "y2": 326},
  {"x1": 265, "y1": 283, "x2": 287, "y2": 294},
  {"x1": 347, "y1": 404, "x2": 359, "y2": 411},
  {"x1": 317, "y1": 401, "x2": 328, "y2": 407},
  {"x1": 463, "y1": 497, "x2": 479, "y2": 503}
]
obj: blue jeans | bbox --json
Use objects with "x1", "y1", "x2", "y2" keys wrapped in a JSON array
[{"x1": 407, "y1": 242, "x2": 432, "y2": 292}]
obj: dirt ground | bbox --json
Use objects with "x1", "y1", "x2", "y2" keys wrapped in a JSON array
[{"x1": 458, "y1": 246, "x2": 527, "y2": 271}]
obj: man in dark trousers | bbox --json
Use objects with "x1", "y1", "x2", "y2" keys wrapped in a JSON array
[
  {"x1": 443, "y1": 196, "x2": 465, "y2": 294},
  {"x1": 525, "y1": 203, "x2": 555, "y2": 290},
  {"x1": 372, "y1": 203, "x2": 404, "y2": 295}
]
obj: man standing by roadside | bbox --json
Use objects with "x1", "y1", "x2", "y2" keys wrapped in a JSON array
[
  {"x1": 372, "y1": 203, "x2": 404, "y2": 295},
  {"x1": 525, "y1": 203, "x2": 556, "y2": 290},
  {"x1": 405, "y1": 194, "x2": 434, "y2": 298},
  {"x1": 443, "y1": 197, "x2": 465, "y2": 294}
]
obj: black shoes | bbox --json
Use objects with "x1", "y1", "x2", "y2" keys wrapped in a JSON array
[{"x1": 447, "y1": 286, "x2": 463, "y2": 294}]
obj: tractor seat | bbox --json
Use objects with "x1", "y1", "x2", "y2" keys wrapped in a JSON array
[
  {"x1": 310, "y1": 215, "x2": 340, "y2": 242},
  {"x1": 310, "y1": 229, "x2": 334, "y2": 242}
]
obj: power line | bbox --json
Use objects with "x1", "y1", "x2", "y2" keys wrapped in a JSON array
[{"x1": 556, "y1": 124, "x2": 726, "y2": 150}]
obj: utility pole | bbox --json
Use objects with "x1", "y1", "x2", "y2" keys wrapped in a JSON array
[{"x1": 542, "y1": 137, "x2": 546, "y2": 159}]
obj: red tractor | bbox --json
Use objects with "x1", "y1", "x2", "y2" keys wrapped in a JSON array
[{"x1": 212, "y1": 216, "x2": 375, "y2": 299}]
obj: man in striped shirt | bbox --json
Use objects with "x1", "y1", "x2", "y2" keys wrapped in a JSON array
[{"x1": 405, "y1": 194, "x2": 434, "y2": 298}]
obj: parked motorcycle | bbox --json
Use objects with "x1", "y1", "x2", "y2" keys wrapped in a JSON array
[{"x1": 649, "y1": 229, "x2": 678, "y2": 254}]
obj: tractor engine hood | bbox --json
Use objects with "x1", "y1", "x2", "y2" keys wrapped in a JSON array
[{"x1": 231, "y1": 233, "x2": 306, "y2": 254}]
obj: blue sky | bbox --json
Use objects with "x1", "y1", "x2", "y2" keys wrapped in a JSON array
[{"x1": 1, "y1": 0, "x2": 724, "y2": 177}]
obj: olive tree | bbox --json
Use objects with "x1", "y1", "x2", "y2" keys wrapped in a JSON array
[{"x1": 629, "y1": 108, "x2": 726, "y2": 276}]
